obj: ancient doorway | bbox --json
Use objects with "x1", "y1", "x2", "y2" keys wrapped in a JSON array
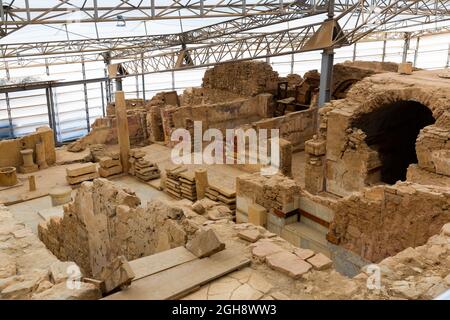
[{"x1": 352, "y1": 100, "x2": 435, "y2": 184}]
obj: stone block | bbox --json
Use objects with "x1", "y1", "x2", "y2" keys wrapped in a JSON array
[
  {"x1": 186, "y1": 228, "x2": 225, "y2": 258},
  {"x1": 99, "y1": 157, "x2": 121, "y2": 168},
  {"x1": 307, "y1": 253, "x2": 333, "y2": 270},
  {"x1": 251, "y1": 240, "x2": 284, "y2": 260},
  {"x1": 248, "y1": 203, "x2": 267, "y2": 227},
  {"x1": 398, "y1": 62, "x2": 413, "y2": 75},
  {"x1": 293, "y1": 248, "x2": 315, "y2": 260},
  {"x1": 298, "y1": 196, "x2": 334, "y2": 222},
  {"x1": 432, "y1": 150, "x2": 450, "y2": 176},
  {"x1": 98, "y1": 256, "x2": 135, "y2": 294},
  {"x1": 266, "y1": 251, "x2": 312, "y2": 279},
  {"x1": 305, "y1": 138, "x2": 326, "y2": 156},
  {"x1": 66, "y1": 171, "x2": 99, "y2": 185},
  {"x1": 237, "y1": 229, "x2": 262, "y2": 243},
  {"x1": 66, "y1": 162, "x2": 97, "y2": 177},
  {"x1": 99, "y1": 165, "x2": 123, "y2": 178}
]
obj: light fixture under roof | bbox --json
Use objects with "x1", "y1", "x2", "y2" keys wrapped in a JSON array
[{"x1": 116, "y1": 15, "x2": 126, "y2": 27}]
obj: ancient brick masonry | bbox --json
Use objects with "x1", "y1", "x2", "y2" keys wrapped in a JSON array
[
  {"x1": 202, "y1": 61, "x2": 279, "y2": 97},
  {"x1": 328, "y1": 182, "x2": 450, "y2": 262},
  {"x1": 38, "y1": 178, "x2": 188, "y2": 278},
  {"x1": 317, "y1": 70, "x2": 450, "y2": 197}
]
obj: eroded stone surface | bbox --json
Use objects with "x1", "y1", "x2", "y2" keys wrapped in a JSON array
[
  {"x1": 186, "y1": 228, "x2": 225, "y2": 258},
  {"x1": 294, "y1": 248, "x2": 315, "y2": 260},
  {"x1": 307, "y1": 253, "x2": 333, "y2": 270},
  {"x1": 238, "y1": 229, "x2": 262, "y2": 243},
  {"x1": 251, "y1": 241, "x2": 284, "y2": 260},
  {"x1": 266, "y1": 251, "x2": 312, "y2": 279}
]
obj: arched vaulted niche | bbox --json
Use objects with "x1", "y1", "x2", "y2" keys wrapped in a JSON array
[{"x1": 351, "y1": 100, "x2": 435, "y2": 184}]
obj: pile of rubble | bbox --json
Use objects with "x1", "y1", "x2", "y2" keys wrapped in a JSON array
[
  {"x1": 236, "y1": 224, "x2": 332, "y2": 279},
  {"x1": 205, "y1": 183, "x2": 236, "y2": 213},
  {"x1": 0, "y1": 205, "x2": 100, "y2": 300},
  {"x1": 128, "y1": 149, "x2": 160, "y2": 181}
]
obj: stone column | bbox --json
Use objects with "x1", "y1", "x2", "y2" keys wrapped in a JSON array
[
  {"x1": 195, "y1": 168, "x2": 208, "y2": 200},
  {"x1": 21, "y1": 149, "x2": 34, "y2": 167},
  {"x1": 304, "y1": 136, "x2": 326, "y2": 194},
  {"x1": 115, "y1": 91, "x2": 131, "y2": 173},
  {"x1": 20, "y1": 149, "x2": 38, "y2": 173},
  {"x1": 28, "y1": 175, "x2": 36, "y2": 191},
  {"x1": 279, "y1": 138, "x2": 293, "y2": 177},
  {"x1": 36, "y1": 142, "x2": 48, "y2": 169}
]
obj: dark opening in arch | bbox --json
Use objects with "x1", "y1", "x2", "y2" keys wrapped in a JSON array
[{"x1": 352, "y1": 100, "x2": 435, "y2": 184}]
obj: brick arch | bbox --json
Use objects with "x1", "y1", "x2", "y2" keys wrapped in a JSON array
[
  {"x1": 351, "y1": 99, "x2": 435, "y2": 184},
  {"x1": 349, "y1": 87, "x2": 447, "y2": 123}
]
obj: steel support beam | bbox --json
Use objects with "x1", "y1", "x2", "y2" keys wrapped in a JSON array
[
  {"x1": 318, "y1": 0, "x2": 335, "y2": 107},
  {"x1": 4, "y1": 92, "x2": 14, "y2": 138},
  {"x1": 447, "y1": 44, "x2": 450, "y2": 68},
  {"x1": 45, "y1": 86, "x2": 58, "y2": 144},
  {"x1": 81, "y1": 57, "x2": 91, "y2": 132},
  {"x1": 319, "y1": 48, "x2": 335, "y2": 106},
  {"x1": 414, "y1": 36, "x2": 421, "y2": 66},
  {"x1": 402, "y1": 33, "x2": 411, "y2": 63}
]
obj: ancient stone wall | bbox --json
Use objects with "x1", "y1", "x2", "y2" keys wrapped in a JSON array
[
  {"x1": 68, "y1": 111, "x2": 148, "y2": 152},
  {"x1": 180, "y1": 87, "x2": 245, "y2": 106},
  {"x1": 0, "y1": 205, "x2": 100, "y2": 299},
  {"x1": 160, "y1": 95, "x2": 271, "y2": 144},
  {"x1": 236, "y1": 174, "x2": 301, "y2": 226},
  {"x1": 317, "y1": 70, "x2": 450, "y2": 197},
  {"x1": 253, "y1": 108, "x2": 317, "y2": 151},
  {"x1": 202, "y1": 61, "x2": 279, "y2": 97},
  {"x1": 38, "y1": 178, "x2": 189, "y2": 278},
  {"x1": 0, "y1": 126, "x2": 56, "y2": 169},
  {"x1": 328, "y1": 182, "x2": 450, "y2": 262}
]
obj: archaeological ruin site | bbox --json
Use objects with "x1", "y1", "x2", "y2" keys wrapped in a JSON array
[{"x1": 0, "y1": 1, "x2": 449, "y2": 305}]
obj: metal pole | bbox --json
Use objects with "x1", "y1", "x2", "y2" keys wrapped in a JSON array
[
  {"x1": 318, "y1": 0, "x2": 335, "y2": 107},
  {"x1": 81, "y1": 56, "x2": 91, "y2": 132},
  {"x1": 402, "y1": 32, "x2": 411, "y2": 63},
  {"x1": 103, "y1": 52, "x2": 113, "y2": 102},
  {"x1": 45, "y1": 87, "x2": 58, "y2": 144},
  {"x1": 446, "y1": 44, "x2": 450, "y2": 68},
  {"x1": 352, "y1": 43, "x2": 357, "y2": 61},
  {"x1": 381, "y1": 33, "x2": 387, "y2": 62},
  {"x1": 135, "y1": 75, "x2": 140, "y2": 98},
  {"x1": 141, "y1": 53, "x2": 146, "y2": 102},
  {"x1": 290, "y1": 53, "x2": 294, "y2": 74},
  {"x1": 5, "y1": 92, "x2": 14, "y2": 138},
  {"x1": 100, "y1": 82, "x2": 106, "y2": 117},
  {"x1": 171, "y1": 70, "x2": 175, "y2": 90},
  {"x1": 45, "y1": 58, "x2": 50, "y2": 76},
  {"x1": 5, "y1": 61, "x2": 10, "y2": 81},
  {"x1": 413, "y1": 36, "x2": 420, "y2": 67},
  {"x1": 104, "y1": 69, "x2": 110, "y2": 104}
]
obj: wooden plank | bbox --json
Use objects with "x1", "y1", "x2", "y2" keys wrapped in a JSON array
[
  {"x1": 103, "y1": 250, "x2": 250, "y2": 300},
  {"x1": 299, "y1": 209, "x2": 330, "y2": 228},
  {"x1": 129, "y1": 246, "x2": 197, "y2": 281}
]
